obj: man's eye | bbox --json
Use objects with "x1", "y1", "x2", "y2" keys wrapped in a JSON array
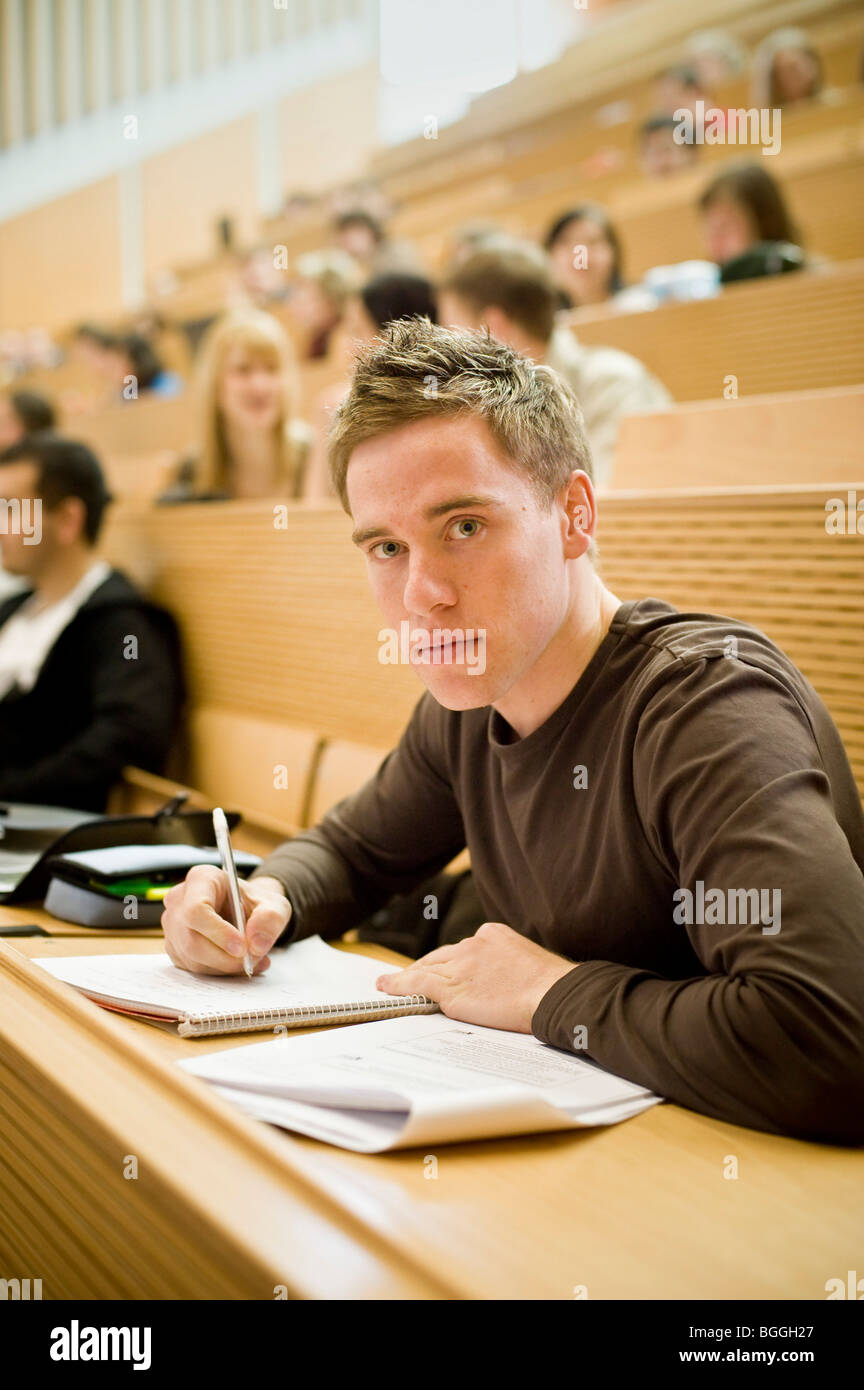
[
  {"x1": 449, "y1": 518, "x2": 482, "y2": 538},
  {"x1": 370, "y1": 540, "x2": 402, "y2": 559}
]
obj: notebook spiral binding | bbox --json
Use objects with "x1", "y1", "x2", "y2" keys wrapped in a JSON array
[{"x1": 178, "y1": 993, "x2": 439, "y2": 1038}]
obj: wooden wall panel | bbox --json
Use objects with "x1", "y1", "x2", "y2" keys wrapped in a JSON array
[
  {"x1": 0, "y1": 176, "x2": 123, "y2": 332},
  {"x1": 597, "y1": 485, "x2": 864, "y2": 788},
  {"x1": 140, "y1": 116, "x2": 259, "y2": 277},
  {"x1": 613, "y1": 386, "x2": 864, "y2": 490}
]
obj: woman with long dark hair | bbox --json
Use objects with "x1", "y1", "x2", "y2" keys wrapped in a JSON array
[
  {"x1": 699, "y1": 162, "x2": 802, "y2": 269},
  {"x1": 543, "y1": 205, "x2": 624, "y2": 309}
]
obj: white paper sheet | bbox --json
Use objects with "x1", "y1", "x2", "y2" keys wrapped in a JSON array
[{"x1": 181, "y1": 1014, "x2": 662, "y2": 1151}]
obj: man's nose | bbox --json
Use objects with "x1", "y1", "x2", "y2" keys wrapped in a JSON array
[{"x1": 402, "y1": 553, "x2": 457, "y2": 617}]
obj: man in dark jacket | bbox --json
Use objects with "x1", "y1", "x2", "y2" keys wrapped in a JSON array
[{"x1": 0, "y1": 432, "x2": 183, "y2": 811}]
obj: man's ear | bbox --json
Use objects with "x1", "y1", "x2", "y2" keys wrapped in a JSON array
[
  {"x1": 54, "y1": 495, "x2": 88, "y2": 546},
  {"x1": 560, "y1": 470, "x2": 595, "y2": 559}
]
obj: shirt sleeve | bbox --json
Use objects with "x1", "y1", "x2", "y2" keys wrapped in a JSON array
[
  {"x1": 530, "y1": 656, "x2": 864, "y2": 1143},
  {"x1": 250, "y1": 693, "x2": 467, "y2": 944}
]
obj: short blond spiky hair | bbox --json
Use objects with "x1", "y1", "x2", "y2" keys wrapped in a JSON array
[{"x1": 327, "y1": 318, "x2": 593, "y2": 512}]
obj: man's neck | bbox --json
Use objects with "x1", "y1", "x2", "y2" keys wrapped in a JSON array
[
  {"x1": 510, "y1": 328, "x2": 549, "y2": 364},
  {"x1": 31, "y1": 550, "x2": 99, "y2": 610},
  {"x1": 492, "y1": 576, "x2": 622, "y2": 740}
]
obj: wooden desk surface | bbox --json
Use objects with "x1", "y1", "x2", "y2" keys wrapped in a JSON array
[{"x1": 1, "y1": 908, "x2": 862, "y2": 1300}]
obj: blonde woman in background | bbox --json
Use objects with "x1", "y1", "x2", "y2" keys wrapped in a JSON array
[{"x1": 159, "y1": 309, "x2": 313, "y2": 503}]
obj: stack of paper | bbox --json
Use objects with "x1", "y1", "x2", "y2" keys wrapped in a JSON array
[{"x1": 180, "y1": 1013, "x2": 662, "y2": 1151}]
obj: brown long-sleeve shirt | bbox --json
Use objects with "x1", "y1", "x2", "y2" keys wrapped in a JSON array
[{"x1": 252, "y1": 597, "x2": 864, "y2": 1144}]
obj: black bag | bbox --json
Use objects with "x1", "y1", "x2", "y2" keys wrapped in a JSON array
[
  {"x1": 0, "y1": 795, "x2": 241, "y2": 904},
  {"x1": 720, "y1": 240, "x2": 805, "y2": 284}
]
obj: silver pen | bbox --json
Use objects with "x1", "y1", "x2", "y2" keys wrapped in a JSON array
[{"x1": 212, "y1": 807, "x2": 255, "y2": 978}]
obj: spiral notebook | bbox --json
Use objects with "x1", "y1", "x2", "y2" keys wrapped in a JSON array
[{"x1": 35, "y1": 936, "x2": 438, "y2": 1037}]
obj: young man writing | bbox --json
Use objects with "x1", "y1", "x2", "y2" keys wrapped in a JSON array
[{"x1": 162, "y1": 321, "x2": 864, "y2": 1143}]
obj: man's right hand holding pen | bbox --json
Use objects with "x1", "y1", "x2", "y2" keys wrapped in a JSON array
[{"x1": 161, "y1": 869, "x2": 292, "y2": 976}]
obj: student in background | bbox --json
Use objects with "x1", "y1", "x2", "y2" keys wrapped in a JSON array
[
  {"x1": 439, "y1": 238, "x2": 670, "y2": 486},
  {"x1": 651, "y1": 63, "x2": 712, "y2": 117},
  {"x1": 342, "y1": 273, "x2": 438, "y2": 345},
  {"x1": 0, "y1": 433, "x2": 183, "y2": 812},
  {"x1": 332, "y1": 208, "x2": 387, "y2": 268},
  {"x1": 332, "y1": 209, "x2": 419, "y2": 277},
  {"x1": 104, "y1": 332, "x2": 184, "y2": 400},
  {"x1": 64, "y1": 323, "x2": 120, "y2": 412},
  {"x1": 159, "y1": 309, "x2": 312, "y2": 503},
  {"x1": 698, "y1": 162, "x2": 805, "y2": 275},
  {"x1": 129, "y1": 309, "x2": 192, "y2": 383},
  {"x1": 544, "y1": 205, "x2": 624, "y2": 310},
  {"x1": 285, "y1": 250, "x2": 361, "y2": 361},
  {"x1": 752, "y1": 28, "x2": 824, "y2": 108},
  {"x1": 69, "y1": 323, "x2": 116, "y2": 377},
  {"x1": 303, "y1": 273, "x2": 438, "y2": 500},
  {"x1": 639, "y1": 115, "x2": 702, "y2": 179},
  {"x1": 684, "y1": 29, "x2": 748, "y2": 89},
  {"x1": 231, "y1": 244, "x2": 292, "y2": 311},
  {"x1": 444, "y1": 220, "x2": 505, "y2": 271},
  {"x1": 0, "y1": 390, "x2": 56, "y2": 452}
]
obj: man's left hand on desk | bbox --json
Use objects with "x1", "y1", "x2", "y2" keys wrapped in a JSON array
[{"x1": 376, "y1": 920, "x2": 576, "y2": 1033}]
